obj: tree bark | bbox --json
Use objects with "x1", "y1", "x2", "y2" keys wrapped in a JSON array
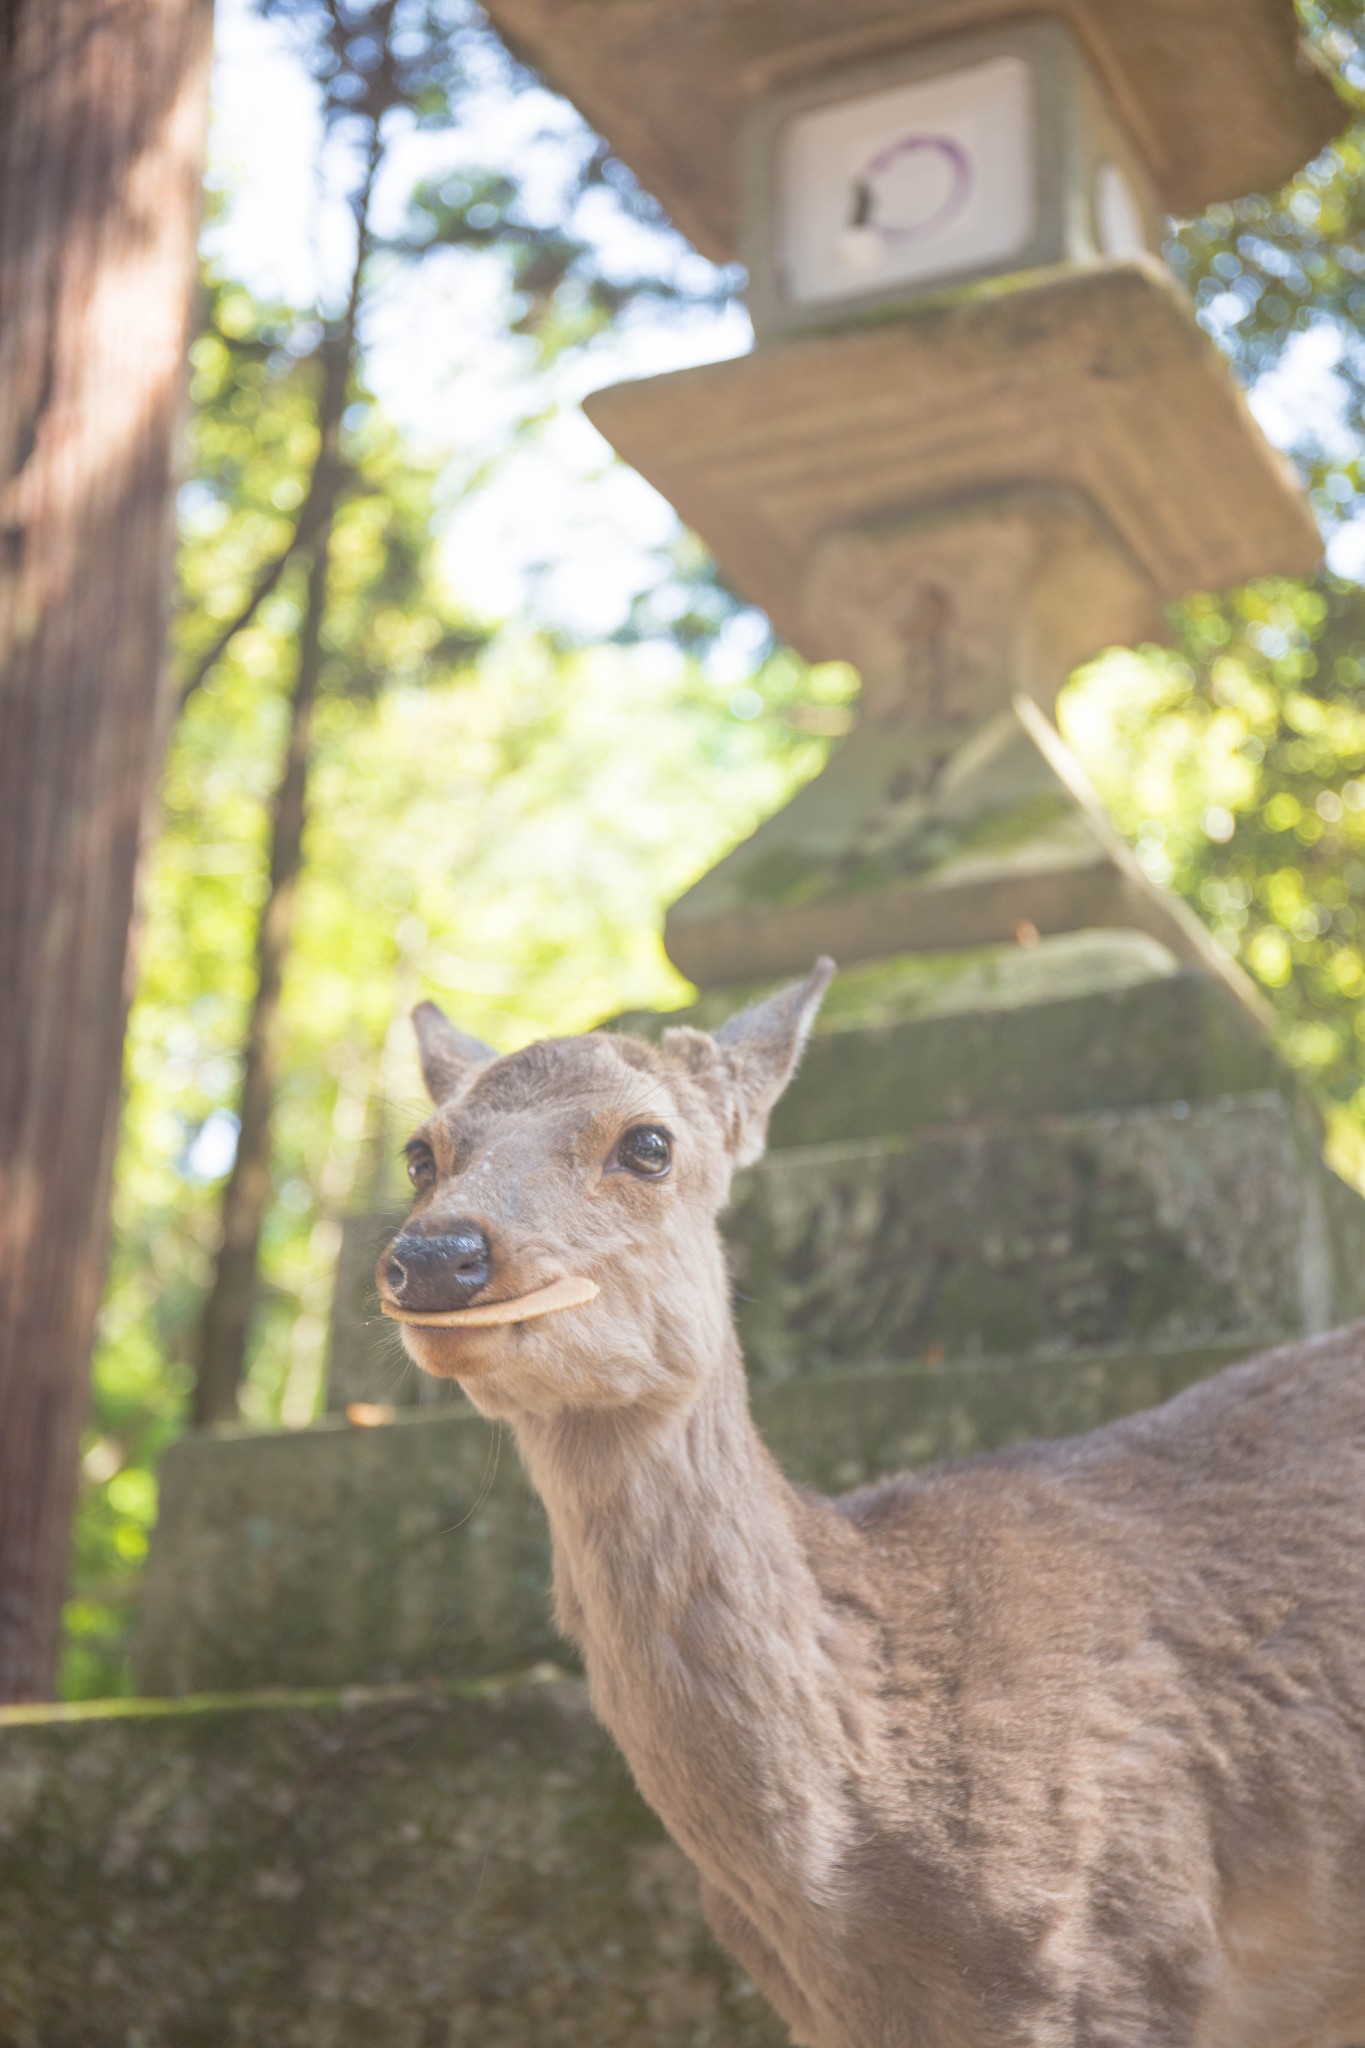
[{"x1": 0, "y1": 0, "x2": 212, "y2": 1700}]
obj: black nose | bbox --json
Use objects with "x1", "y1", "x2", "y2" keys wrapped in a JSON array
[{"x1": 384, "y1": 1223, "x2": 491, "y2": 1312}]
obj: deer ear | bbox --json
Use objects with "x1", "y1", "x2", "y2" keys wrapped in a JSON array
[
  {"x1": 411, "y1": 1000, "x2": 497, "y2": 1105},
  {"x1": 668, "y1": 957, "x2": 834, "y2": 1167}
]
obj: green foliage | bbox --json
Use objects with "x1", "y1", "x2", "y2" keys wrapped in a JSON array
[
  {"x1": 257, "y1": 0, "x2": 500, "y2": 133},
  {"x1": 396, "y1": 146, "x2": 735, "y2": 354},
  {"x1": 65, "y1": 0, "x2": 762, "y2": 1696},
  {"x1": 1066, "y1": 578, "x2": 1365, "y2": 1161},
  {"x1": 1063, "y1": 3, "x2": 1365, "y2": 1169},
  {"x1": 183, "y1": 291, "x2": 483, "y2": 681},
  {"x1": 64, "y1": 269, "x2": 484, "y2": 1695},
  {"x1": 1166, "y1": 5, "x2": 1365, "y2": 524}
]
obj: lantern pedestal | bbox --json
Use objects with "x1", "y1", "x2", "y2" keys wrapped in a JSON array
[
  {"x1": 586, "y1": 264, "x2": 1315, "y2": 988},
  {"x1": 664, "y1": 693, "x2": 1254, "y2": 996},
  {"x1": 660, "y1": 486, "x2": 1253, "y2": 988},
  {"x1": 586, "y1": 264, "x2": 1318, "y2": 658}
]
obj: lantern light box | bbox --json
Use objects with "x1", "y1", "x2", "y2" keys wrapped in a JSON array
[{"x1": 744, "y1": 19, "x2": 1158, "y2": 337}]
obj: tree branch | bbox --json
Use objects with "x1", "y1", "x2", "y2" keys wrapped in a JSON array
[{"x1": 175, "y1": 451, "x2": 342, "y2": 713}]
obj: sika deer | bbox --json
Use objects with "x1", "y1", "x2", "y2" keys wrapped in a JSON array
[{"x1": 379, "y1": 961, "x2": 1365, "y2": 2048}]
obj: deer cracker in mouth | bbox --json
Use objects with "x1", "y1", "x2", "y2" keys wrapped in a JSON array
[{"x1": 379, "y1": 964, "x2": 1365, "y2": 2048}]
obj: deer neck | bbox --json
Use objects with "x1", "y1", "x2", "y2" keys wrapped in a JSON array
[{"x1": 513, "y1": 1285, "x2": 875, "y2": 1938}]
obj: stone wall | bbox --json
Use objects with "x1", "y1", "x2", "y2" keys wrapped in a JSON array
[
  {"x1": 0, "y1": 1678, "x2": 782, "y2": 2048},
  {"x1": 135, "y1": 1343, "x2": 1247, "y2": 1697}
]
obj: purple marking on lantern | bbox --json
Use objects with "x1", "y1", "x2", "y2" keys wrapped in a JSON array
[{"x1": 860, "y1": 133, "x2": 972, "y2": 245}]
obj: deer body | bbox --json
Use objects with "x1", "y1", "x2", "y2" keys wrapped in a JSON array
[
  {"x1": 517, "y1": 1327, "x2": 1365, "y2": 2048},
  {"x1": 382, "y1": 968, "x2": 1365, "y2": 2048}
]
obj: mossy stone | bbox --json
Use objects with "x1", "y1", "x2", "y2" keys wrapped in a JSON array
[
  {"x1": 0, "y1": 1678, "x2": 784, "y2": 2048},
  {"x1": 140, "y1": 1338, "x2": 1262, "y2": 1699}
]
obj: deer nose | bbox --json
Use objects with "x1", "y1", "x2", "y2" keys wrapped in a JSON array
[{"x1": 384, "y1": 1224, "x2": 491, "y2": 1312}]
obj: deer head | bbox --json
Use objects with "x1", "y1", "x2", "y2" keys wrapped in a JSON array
[{"x1": 376, "y1": 960, "x2": 833, "y2": 1418}]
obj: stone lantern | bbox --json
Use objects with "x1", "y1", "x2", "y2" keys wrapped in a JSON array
[
  {"x1": 586, "y1": 267, "x2": 1317, "y2": 985},
  {"x1": 481, "y1": 0, "x2": 1340, "y2": 989}
]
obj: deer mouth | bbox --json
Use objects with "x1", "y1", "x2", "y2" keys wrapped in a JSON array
[{"x1": 380, "y1": 1275, "x2": 599, "y2": 1329}]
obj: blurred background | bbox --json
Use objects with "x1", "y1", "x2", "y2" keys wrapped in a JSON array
[{"x1": 61, "y1": 0, "x2": 1365, "y2": 1698}]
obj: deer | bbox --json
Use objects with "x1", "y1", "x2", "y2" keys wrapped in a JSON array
[{"x1": 377, "y1": 958, "x2": 1365, "y2": 2048}]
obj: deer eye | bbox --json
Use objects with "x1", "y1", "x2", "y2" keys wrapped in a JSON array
[
  {"x1": 615, "y1": 1125, "x2": 672, "y2": 1178},
  {"x1": 405, "y1": 1141, "x2": 437, "y2": 1192}
]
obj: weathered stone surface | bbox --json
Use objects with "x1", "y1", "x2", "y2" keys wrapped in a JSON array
[
  {"x1": 137, "y1": 1405, "x2": 559, "y2": 1695},
  {"x1": 622, "y1": 927, "x2": 1194, "y2": 1040},
  {"x1": 0, "y1": 1677, "x2": 784, "y2": 2048},
  {"x1": 647, "y1": 501, "x2": 1192, "y2": 980},
  {"x1": 801, "y1": 491, "x2": 1164, "y2": 721},
  {"x1": 585, "y1": 265, "x2": 1319, "y2": 666},
  {"x1": 653, "y1": 947, "x2": 1279, "y2": 1148},
  {"x1": 762, "y1": 1341, "x2": 1252, "y2": 1486},
  {"x1": 477, "y1": 0, "x2": 1339, "y2": 258},
  {"x1": 1323, "y1": 1166, "x2": 1365, "y2": 1327},
  {"x1": 663, "y1": 698, "x2": 1265, "y2": 985},
  {"x1": 768, "y1": 964, "x2": 1276, "y2": 1147},
  {"x1": 138, "y1": 1342, "x2": 1248, "y2": 1697},
  {"x1": 733, "y1": 1092, "x2": 1346, "y2": 1378},
  {"x1": 327, "y1": 1208, "x2": 428, "y2": 1413}
]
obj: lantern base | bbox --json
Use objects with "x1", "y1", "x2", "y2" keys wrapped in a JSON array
[{"x1": 664, "y1": 695, "x2": 1263, "y2": 1018}]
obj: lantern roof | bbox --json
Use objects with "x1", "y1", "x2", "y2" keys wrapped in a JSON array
[
  {"x1": 585, "y1": 260, "x2": 1319, "y2": 661},
  {"x1": 481, "y1": 0, "x2": 1341, "y2": 261}
]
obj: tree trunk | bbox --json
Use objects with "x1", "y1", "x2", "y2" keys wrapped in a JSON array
[
  {"x1": 190, "y1": 341, "x2": 351, "y2": 1428},
  {"x1": 0, "y1": 0, "x2": 212, "y2": 1701},
  {"x1": 190, "y1": 510, "x2": 333, "y2": 1426}
]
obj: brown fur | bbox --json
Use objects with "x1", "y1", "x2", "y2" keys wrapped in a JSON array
[{"x1": 382, "y1": 966, "x2": 1365, "y2": 2048}]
